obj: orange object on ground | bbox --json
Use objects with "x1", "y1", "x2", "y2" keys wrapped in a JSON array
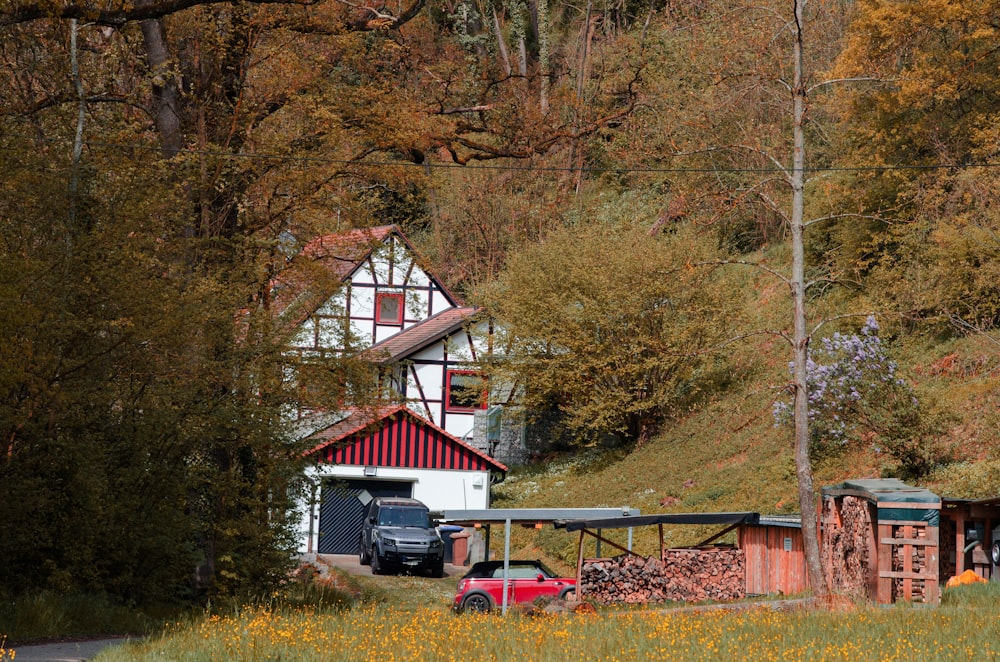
[{"x1": 946, "y1": 569, "x2": 988, "y2": 588}]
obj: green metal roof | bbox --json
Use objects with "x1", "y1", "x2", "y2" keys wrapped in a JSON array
[
  {"x1": 822, "y1": 478, "x2": 940, "y2": 526},
  {"x1": 821, "y1": 478, "x2": 940, "y2": 504}
]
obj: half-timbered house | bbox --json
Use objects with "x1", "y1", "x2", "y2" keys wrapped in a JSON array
[{"x1": 271, "y1": 225, "x2": 518, "y2": 553}]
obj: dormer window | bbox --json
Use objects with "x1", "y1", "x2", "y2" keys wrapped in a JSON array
[
  {"x1": 375, "y1": 292, "x2": 404, "y2": 325},
  {"x1": 446, "y1": 370, "x2": 487, "y2": 412}
]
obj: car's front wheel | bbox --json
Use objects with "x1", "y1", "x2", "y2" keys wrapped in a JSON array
[
  {"x1": 370, "y1": 547, "x2": 384, "y2": 575},
  {"x1": 461, "y1": 593, "x2": 492, "y2": 613},
  {"x1": 359, "y1": 538, "x2": 370, "y2": 566}
]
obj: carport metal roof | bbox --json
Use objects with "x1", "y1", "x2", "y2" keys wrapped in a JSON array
[
  {"x1": 555, "y1": 511, "x2": 758, "y2": 532},
  {"x1": 438, "y1": 507, "x2": 640, "y2": 526}
]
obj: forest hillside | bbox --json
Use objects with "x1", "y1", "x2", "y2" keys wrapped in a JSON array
[{"x1": 2, "y1": 0, "x2": 1000, "y2": 607}]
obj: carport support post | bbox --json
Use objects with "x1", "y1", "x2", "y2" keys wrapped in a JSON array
[{"x1": 501, "y1": 518, "x2": 512, "y2": 614}]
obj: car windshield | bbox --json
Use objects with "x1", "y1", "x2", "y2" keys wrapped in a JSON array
[{"x1": 378, "y1": 507, "x2": 431, "y2": 528}]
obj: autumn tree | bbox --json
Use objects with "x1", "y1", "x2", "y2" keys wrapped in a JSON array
[
  {"x1": 629, "y1": 0, "x2": 868, "y2": 598},
  {"x1": 827, "y1": 0, "x2": 1000, "y2": 336},
  {"x1": 477, "y1": 206, "x2": 741, "y2": 447}
]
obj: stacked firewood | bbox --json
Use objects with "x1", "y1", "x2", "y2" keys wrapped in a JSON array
[
  {"x1": 892, "y1": 525, "x2": 929, "y2": 602},
  {"x1": 821, "y1": 495, "x2": 874, "y2": 599},
  {"x1": 580, "y1": 548, "x2": 745, "y2": 604}
]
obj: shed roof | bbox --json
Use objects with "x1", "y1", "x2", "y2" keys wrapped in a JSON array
[
  {"x1": 438, "y1": 507, "x2": 640, "y2": 526},
  {"x1": 821, "y1": 478, "x2": 940, "y2": 504}
]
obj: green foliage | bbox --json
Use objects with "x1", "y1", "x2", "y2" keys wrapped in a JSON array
[
  {"x1": 0, "y1": 139, "x2": 304, "y2": 611},
  {"x1": 478, "y1": 213, "x2": 741, "y2": 446},
  {"x1": 0, "y1": 592, "x2": 156, "y2": 643}
]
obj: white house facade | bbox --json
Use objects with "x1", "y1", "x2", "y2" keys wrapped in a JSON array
[{"x1": 270, "y1": 225, "x2": 519, "y2": 555}]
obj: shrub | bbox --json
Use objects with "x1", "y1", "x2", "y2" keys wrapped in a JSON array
[{"x1": 774, "y1": 316, "x2": 941, "y2": 477}]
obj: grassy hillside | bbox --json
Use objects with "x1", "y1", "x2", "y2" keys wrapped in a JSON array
[{"x1": 489, "y1": 254, "x2": 1000, "y2": 566}]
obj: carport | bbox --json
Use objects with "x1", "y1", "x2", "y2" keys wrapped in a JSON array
[
  {"x1": 437, "y1": 507, "x2": 641, "y2": 613},
  {"x1": 554, "y1": 512, "x2": 760, "y2": 599}
]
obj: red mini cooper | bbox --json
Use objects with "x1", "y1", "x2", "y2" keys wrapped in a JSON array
[{"x1": 453, "y1": 560, "x2": 577, "y2": 613}]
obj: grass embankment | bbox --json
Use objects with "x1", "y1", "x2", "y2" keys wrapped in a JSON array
[
  {"x1": 89, "y1": 583, "x2": 1000, "y2": 661},
  {"x1": 488, "y1": 327, "x2": 1000, "y2": 565}
]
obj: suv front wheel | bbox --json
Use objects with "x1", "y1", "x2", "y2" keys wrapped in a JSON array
[
  {"x1": 370, "y1": 547, "x2": 385, "y2": 575},
  {"x1": 359, "y1": 538, "x2": 370, "y2": 566}
]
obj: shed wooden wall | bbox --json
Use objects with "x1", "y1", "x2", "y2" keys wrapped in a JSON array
[{"x1": 739, "y1": 525, "x2": 807, "y2": 596}]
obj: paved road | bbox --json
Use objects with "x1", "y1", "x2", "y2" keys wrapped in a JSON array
[{"x1": 6, "y1": 637, "x2": 133, "y2": 662}]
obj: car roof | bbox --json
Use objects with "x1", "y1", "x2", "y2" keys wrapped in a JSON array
[
  {"x1": 471, "y1": 560, "x2": 541, "y2": 568},
  {"x1": 374, "y1": 497, "x2": 427, "y2": 508},
  {"x1": 463, "y1": 560, "x2": 556, "y2": 578}
]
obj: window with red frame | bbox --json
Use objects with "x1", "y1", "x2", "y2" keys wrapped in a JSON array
[
  {"x1": 375, "y1": 292, "x2": 404, "y2": 325},
  {"x1": 446, "y1": 370, "x2": 487, "y2": 412}
]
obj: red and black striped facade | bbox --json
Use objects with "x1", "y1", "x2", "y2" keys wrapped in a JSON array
[{"x1": 309, "y1": 407, "x2": 506, "y2": 473}]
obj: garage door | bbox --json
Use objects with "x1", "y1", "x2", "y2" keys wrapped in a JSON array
[{"x1": 317, "y1": 479, "x2": 413, "y2": 554}]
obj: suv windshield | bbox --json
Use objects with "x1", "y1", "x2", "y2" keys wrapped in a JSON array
[{"x1": 378, "y1": 507, "x2": 432, "y2": 528}]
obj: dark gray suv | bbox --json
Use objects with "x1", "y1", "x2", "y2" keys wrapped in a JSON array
[{"x1": 359, "y1": 497, "x2": 445, "y2": 577}]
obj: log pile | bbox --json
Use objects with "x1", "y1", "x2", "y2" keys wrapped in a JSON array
[
  {"x1": 580, "y1": 548, "x2": 745, "y2": 604},
  {"x1": 891, "y1": 524, "x2": 930, "y2": 602},
  {"x1": 821, "y1": 495, "x2": 874, "y2": 600}
]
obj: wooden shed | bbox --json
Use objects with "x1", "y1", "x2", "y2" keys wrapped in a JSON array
[
  {"x1": 940, "y1": 495, "x2": 1000, "y2": 582},
  {"x1": 821, "y1": 479, "x2": 941, "y2": 604},
  {"x1": 739, "y1": 515, "x2": 807, "y2": 597}
]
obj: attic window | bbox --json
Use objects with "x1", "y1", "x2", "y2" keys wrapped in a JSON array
[
  {"x1": 375, "y1": 292, "x2": 404, "y2": 325},
  {"x1": 446, "y1": 370, "x2": 487, "y2": 412}
]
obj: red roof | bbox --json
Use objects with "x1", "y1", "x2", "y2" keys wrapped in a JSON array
[
  {"x1": 298, "y1": 225, "x2": 397, "y2": 280},
  {"x1": 306, "y1": 405, "x2": 507, "y2": 473},
  {"x1": 362, "y1": 307, "x2": 480, "y2": 364},
  {"x1": 268, "y1": 225, "x2": 461, "y2": 328}
]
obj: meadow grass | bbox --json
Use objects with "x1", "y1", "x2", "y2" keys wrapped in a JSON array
[{"x1": 91, "y1": 584, "x2": 1000, "y2": 661}]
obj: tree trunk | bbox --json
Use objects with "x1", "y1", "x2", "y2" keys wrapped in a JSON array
[
  {"x1": 492, "y1": 7, "x2": 512, "y2": 77},
  {"x1": 790, "y1": 0, "x2": 828, "y2": 599},
  {"x1": 69, "y1": 18, "x2": 85, "y2": 228},
  {"x1": 140, "y1": 11, "x2": 183, "y2": 155},
  {"x1": 536, "y1": 0, "x2": 549, "y2": 114}
]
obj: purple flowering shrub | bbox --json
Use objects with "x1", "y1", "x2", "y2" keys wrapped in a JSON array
[{"x1": 774, "y1": 316, "x2": 940, "y2": 477}]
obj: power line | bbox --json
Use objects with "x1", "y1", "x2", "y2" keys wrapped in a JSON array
[{"x1": 4, "y1": 133, "x2": 999, "y2": 175}]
